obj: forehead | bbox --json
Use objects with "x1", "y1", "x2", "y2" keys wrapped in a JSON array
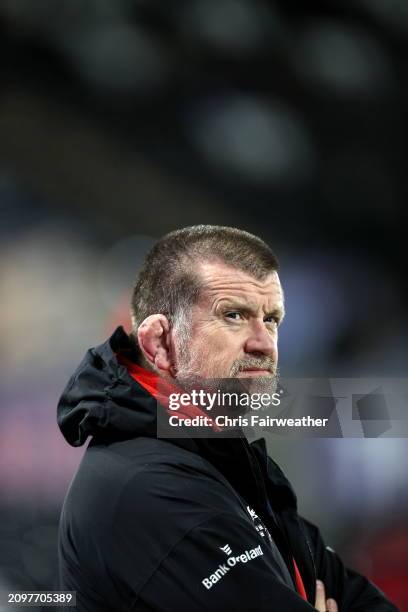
[{"x1": 195, "y1": 261, "x2": 283, "y2": 307}]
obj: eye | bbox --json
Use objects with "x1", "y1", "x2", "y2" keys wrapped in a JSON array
[
  {"x1": 225, "y1": 311, "x2": 242, "y2": 321},
  {"x1": 264, "y1": 315, "x2": 279, "y2": 326}
]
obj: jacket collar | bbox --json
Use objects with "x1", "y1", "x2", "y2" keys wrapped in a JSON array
[{"x1": 58, "y1": 325, "x2": 298, "y2": 516}]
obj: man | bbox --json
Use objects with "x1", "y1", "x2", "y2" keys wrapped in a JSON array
[{"x1": 58, "y1": 225, "x2": 396, "y2": 611}]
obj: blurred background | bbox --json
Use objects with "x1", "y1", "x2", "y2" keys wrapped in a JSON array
[{"x1": 0, "y1": 0, "x2": 407, "y2": 609}]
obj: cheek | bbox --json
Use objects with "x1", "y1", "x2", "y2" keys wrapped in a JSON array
[
  {"x1": 189, "y1": 326, "x2": 241, "y2": 368},
  {"x1": 201, "y1": 327, "x2": 243, "y2": 363}
]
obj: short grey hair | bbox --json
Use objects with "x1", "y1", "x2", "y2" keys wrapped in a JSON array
[{"x1": 130, "y1": 225, "x2": 279, "y2": 352}]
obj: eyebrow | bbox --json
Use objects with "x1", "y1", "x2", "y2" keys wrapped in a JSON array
[{"x1": 218, "y1": 299, "x2": 286, "y2": 322}]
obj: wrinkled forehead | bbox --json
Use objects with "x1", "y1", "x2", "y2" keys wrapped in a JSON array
[{"x1": 195, "y1": 261, "x2": 284, "y2": 308}]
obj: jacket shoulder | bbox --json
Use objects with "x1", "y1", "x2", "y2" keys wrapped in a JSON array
[{"x1": 59, "y1": 436, "x2": 249, "y2": 596}]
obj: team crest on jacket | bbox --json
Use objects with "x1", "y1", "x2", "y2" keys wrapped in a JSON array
[{"x1": 246, "y1": 505, "x2": 273, "y2": 546}]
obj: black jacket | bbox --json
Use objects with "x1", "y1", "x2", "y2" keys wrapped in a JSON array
[{"x1": 57, "y1": 327, "x2": 397, "y2": 611}]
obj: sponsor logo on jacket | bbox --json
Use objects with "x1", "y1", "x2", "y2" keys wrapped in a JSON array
[{"x1": 202, "y1": 544, "x2": 263, "y2": 590}]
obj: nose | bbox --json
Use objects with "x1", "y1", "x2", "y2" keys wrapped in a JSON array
[{"x1": 244, "y1": 320, "x2": 277, "y2": 360}]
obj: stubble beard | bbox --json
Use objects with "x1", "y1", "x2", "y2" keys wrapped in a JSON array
[{"x1": 174, "y1": 333, "x2": 279, "y2": 397}]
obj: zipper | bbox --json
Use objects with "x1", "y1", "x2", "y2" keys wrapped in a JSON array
[{"x1": 238, "y1": 438, "x2": 299, "y2": 589}]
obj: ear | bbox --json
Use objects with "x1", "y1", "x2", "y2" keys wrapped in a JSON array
[{"x1": 137, "y1": 314, "x2": 175, "y2": 375}]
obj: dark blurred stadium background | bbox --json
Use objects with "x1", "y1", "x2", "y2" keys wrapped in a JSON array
[{"x1": 0, "y1": 0, "x2": 407, "y2": 609}]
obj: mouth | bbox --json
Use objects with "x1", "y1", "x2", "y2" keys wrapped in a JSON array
[{"x1": 236, "y1": 368, "x2": 273, "y2": 378}]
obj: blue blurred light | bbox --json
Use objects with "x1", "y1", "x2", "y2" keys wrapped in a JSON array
[
  {"x1": 178, "y1": 0, "x2": 284, "y2": 55},
  {"x1": 359, "y1": 0, "x2": 408, "y2": 35},
  {"x1": 189, "y1": 94, "x2": 315, "y2": 185},
  {"x1": 62, "y1": 24, "x2": 168, "y2": 94},
  {"x1": 293, "y1": 20, "x2": 393, "y2": 96}
]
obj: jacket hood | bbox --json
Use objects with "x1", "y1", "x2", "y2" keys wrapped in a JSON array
[
  {"x1": 57, "y1": 326, "x2": 298, "y2": 511},
  {"x1": 57, "y1": 326, "x2": 158, "y2": 447}
]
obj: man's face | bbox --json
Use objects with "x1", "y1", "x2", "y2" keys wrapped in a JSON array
[{"x1": 174, "y1": 261, "x2": 284, "y2": 387}]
